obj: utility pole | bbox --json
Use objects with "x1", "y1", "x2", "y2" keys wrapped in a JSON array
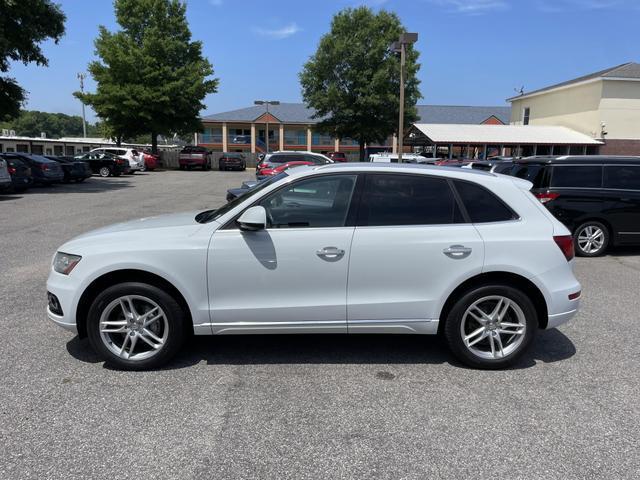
[
  {"x1": 389, "y1": 33, "x2": 417, "y2": 163},
  {"x1": 77, "y1": 73, "x2": 87, "y2": 138}
]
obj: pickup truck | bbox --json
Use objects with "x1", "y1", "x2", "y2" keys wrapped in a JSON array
[{"x1": 179, "y1": 146, "x2": 211, "y2": 170}]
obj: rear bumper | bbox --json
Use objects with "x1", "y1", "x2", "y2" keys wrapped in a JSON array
[{"x1": 531, "y1": 263, "x2": 581, "y2": 330}]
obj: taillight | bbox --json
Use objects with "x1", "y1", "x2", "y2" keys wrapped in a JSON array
[
  {"x1": 40, "y1": 163, "x2": 49, "y2": 171},
  {"x1": 257, "y1": 163, "x2": 267, "y2": 169},
  {"x1": 8, "y1": 166, "x2": 16, "y2": 174},
  {"x1": 553, "y1": 235, "x2": 574, "y2": 261},
  {"x1": 535, "y1": 192, "x2": 559, "y2": 204}
]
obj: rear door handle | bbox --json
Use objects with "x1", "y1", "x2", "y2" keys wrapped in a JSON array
[
  {"x1": 316, "y1": 246, "x2": 345, "y2": 260},
  {"x1": 443, "y1": 245, "x2": 472, "y2": 259}
]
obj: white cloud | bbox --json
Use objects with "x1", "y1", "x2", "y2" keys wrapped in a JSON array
[
  {"x1": 254, "y1": 23, "x2": 301, "y2": 39},
  {"x1": 209, "y1": 0, "x2": 223, "y2": 6},
  {"x1": 537, "y1": 0, "x2": 627, "y2": 11},
  {"x1": 427, "y1": 0, "x2": 509, "y2": 14}
]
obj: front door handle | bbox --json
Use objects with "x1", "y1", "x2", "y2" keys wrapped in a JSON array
[
  {"x1": 316, "y1": 246, "x2": 345, "y2": 261},
  {"x1": 443, "y1": 245, "x2": 472, "y2": 259}
]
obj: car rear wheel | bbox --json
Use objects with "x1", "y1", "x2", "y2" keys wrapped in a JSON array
[
  {"x1": 99, "y1": 166, "x2": 111, "y2": 177},
  {"x1": 575, "y1": 221, "x2": 609, "y2": 257},
  {"x1": 444, "y1": 285, "x2": 537, "y2": 369},
  {"x1": 87, "y1": 282, "x2": 186, "y2": 370}
]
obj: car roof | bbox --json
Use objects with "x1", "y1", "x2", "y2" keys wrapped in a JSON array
[{"x1": 515, "y1": 155, "x2": 640, "y2": 165}]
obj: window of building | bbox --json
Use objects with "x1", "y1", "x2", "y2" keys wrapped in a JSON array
[
  {"x1": 65, "y1": 146, "x2": 75, "y2": 156},
  {"x1": 311, "y1": 131, "x2": 333, "y2": 146},
  {"x1": 454, "y1": 180, "x2": 517, "y2": 223},
  {"x1": 258, "y1": 175, "x2": 357, "y2": 228},
  {"x1": 204, "y1": 127, "x2": 222, "y2": 143},
  {"x1": 0, "y1": 144, "x2": 3, "y2": 153},
  {"x1": 551, "y1": 166, "x2": 603, "y2": 188},
  {"x1": 523, "y1": 107, "x2": 530, "y2": 125},
  {"x1": 31, "y1": 145, "x2": 43, "y2": 155},
  {"x1": 340, "y1": 137, "x2": 359, "y2": 146},
  {"x1": 604, "y1": 166, "x2": 640, "y2": 190},
  {"x1": 17, "y1": 144, "x2": 29, "y2": 152},
  {"x1": 284, "y1": 129, "x2": 307, "y2": 146},
  {"x1": 358, "y1": 174, "x2": 462, "y2": 226},
  {"x1": 45, "y1": 148, "x2": 53, "y2": 155},
  {"x1": 53, "y1": 145, "x2": 63, "y2": 155}
]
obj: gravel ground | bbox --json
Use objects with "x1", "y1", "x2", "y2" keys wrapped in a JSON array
[{"x1": 0, "y1": 170, "x2": 639, "y2": 480}]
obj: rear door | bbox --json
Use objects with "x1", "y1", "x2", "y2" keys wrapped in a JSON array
[
  {"x1": 346, "y1": 173, "x2": 484, "y2": 332},
  {"x1": 603, "y1": 164, "x2": 640, "y2": 244}
]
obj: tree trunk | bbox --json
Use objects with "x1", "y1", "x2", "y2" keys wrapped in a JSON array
[
  {"x1": 359, "y1": 140, "x2": 365, "y2": 162},
  {"x1": 151, "y1": 132, "x2": 158, "y2": 154},
  {"x1": 116, "y1": 135, "x2": 122, "y2": 147}
]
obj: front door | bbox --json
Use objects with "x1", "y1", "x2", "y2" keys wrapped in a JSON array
[
  {"x1": 208, "y1": 174, "x2": 359, "y2": 333},
  {"x1": 603, "y1": 164, "x2": 640, "y2": 243},
  {"x1": 347, "y1": 173, "x2": 484, "y2": 333}
]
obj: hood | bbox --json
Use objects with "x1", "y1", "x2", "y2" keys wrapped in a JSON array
[{"x1": 60, "y1": 211, "x2": 219, "y2": 253}]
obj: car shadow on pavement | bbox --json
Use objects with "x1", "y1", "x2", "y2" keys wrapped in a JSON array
[
  {"x1": 0, "y1": 194, "x2": 24, "y2": 201},
  {"x1": 65, "y1": 328, "x2": 576, "y2": 371},
  {"x1": 23, "y1": 179, "x2": 133, "y2": 195}
]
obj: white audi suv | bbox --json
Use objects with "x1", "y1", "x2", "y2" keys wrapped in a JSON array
[{"x1": 47, "y1": 163, "x2": 581, "y2": 370}]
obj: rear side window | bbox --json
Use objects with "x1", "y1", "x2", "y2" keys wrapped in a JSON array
[
  {"x1": 511, "y1": 164, "x2": 547, "y2": 186},
  {"x1": 603, "y1": 165, "x2": 640, "y2": 190},
  {"x1": 269, "y1": 154, "x2": 304, "y2": 163},
  {"x1": 454, "y1": 181, "x2": 517, "y2": 223},
  {"x1": 358, "y1": 174, "x2": 462, "y2": 226},
  {"x1": 304, "y1": 155, "x2": 328, "y2": 165},
  {"x1": 551, "y1": 166, "x2": 602, "y2": 188}
]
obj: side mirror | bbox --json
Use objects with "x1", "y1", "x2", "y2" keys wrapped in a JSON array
[{"x1": 237, "y1": 206, "x2": 267, "y2": 231}]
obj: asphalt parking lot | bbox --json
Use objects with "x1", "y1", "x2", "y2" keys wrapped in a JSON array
[{"x1": 1, "y1": 170, "x2": 639, "y2": 480}]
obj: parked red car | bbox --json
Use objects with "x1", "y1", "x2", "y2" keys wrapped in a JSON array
[
  {"x1": 179, "y1": 146, "x2": 211, "y2": 170},
  {"x1": 257, "y1": 161, "x2": 315, "y2": 179},
  {"x1": 327, "y1": 151, "x2": 347, "y2": 162},
  {"x1": 142, "y1": 151, "x2": 159, "y2": 171}
]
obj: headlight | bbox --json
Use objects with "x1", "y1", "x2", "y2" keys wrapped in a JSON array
[{"x1": 53, "y1": 252, "x2": 82, "y2": 275}]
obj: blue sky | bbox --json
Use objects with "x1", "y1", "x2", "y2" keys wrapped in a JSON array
[{"x1": 7, "y1": 0, "x2": 640, "y2": 122}]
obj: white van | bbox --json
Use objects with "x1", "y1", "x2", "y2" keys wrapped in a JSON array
[{"x1": 369, "y1": 153, "x2": 433, "y2": 164}]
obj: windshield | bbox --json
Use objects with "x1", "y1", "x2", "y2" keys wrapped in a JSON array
[{"x1": 195, "y1": 172, "x2": 288, "y2": 223}]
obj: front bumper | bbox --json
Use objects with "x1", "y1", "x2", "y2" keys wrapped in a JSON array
[{"x1": 46, "y1": 269, "x2": 81, "y2": 333}]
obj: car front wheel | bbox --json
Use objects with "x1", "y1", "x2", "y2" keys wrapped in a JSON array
[
  {"x1": 86, "y1": 282, "x2": 186, "y2": 370},
  {"x1": 444, "y1": 285, "x2": 537, "y2": 369},
  {"x1": 575, "y1": 221, "x2": 609, "y2": 257}
]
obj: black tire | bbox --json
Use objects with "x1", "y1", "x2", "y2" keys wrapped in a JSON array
[
  {"x1": 574, "y1": 221, "x2": 609, "y2": 257},
  {"x1": 77, "y1": 177, "x2": 86, "y2": 183},
  {"x1": 86, "y1": 282, "x2": 186, "y2": 370},
  {"x1": 218, "y1": 162, "x2": 224, "y2": 171},
  {"x1": 179, "y1": 165, "x2": 185, "y2": 170},
  {"x1": 113, "y1": 172, "x2": 121, "y2": 177},
  {"x1": 444, "y1": 285, "x2": 537, "y2": 370},
  {"x1": 99, "y1": 166, "x2": 111, "y2": 177}
]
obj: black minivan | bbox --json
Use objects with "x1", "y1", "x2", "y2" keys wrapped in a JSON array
[{"x1": 510, "y1": 156, "x2": 640, "y2": 256}]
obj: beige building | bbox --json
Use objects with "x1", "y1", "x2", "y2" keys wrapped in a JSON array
[{"x1": 508, "y1": 62, "x2": 640, "y2": 155}]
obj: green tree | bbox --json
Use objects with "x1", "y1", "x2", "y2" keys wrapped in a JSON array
[
  {"x1": 0, "y1": 110, "x2": 91, "y2": 138},
  {"x1": 0, "y1": 0, "x2": 65, "y2": 121},
  {"x1": 77, "y1": 0, "x2": 217, "y2": 152},
  {"x1": 300, "y1": 7, "x2": 421, "y2": 161}
]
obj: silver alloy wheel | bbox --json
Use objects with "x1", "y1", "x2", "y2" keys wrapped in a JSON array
[
  {"x1": 577, "y1": 225, "x2": 605, "y2": 254},
  {"x1": 460, "y1": 295, "x2": 527, "y2": 360},
  {"x1": 99, "y1": 167, "x2": 110, "y2": 177},
  {"x1": 99, "y1": 295, "x2": 169, "y2": 361}
]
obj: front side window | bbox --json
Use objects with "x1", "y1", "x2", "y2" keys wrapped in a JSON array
[
  {"x1": 258, "y1": 175, "x2": 357, "y2": 228},
  {"x1": 551, "y1": 166, "x2": 602, "y2": 188},
  {"x1": 454, "y1": 180, "x2": 517, "y2": 223},
  {"x1": 358, "y1": 174, "x2": 462, "y2": 226},
  {"x1": 511, "y1": 164, "x2": 547, "y2": 187},
  {"x1": 603, "y1": 165, "x2": 640, "y2": 190}
]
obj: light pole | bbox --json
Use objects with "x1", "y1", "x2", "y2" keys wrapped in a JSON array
[
  {"x1": 254, "y1": 100, "x2": 280, "y2": 153},
  {"x1": 77, "y1": 73, "x2": 87, "y2": 138},
  {"x1": 390, "y1": 33, "x2": 417, "y2": 163}
]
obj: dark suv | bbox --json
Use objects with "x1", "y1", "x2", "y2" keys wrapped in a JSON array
[
  {"x1": 218, "y1": 152, "x2": 246, "y2": 171},
  {"x1": 510, "y1": 156, "x2": 640, "y2": 256}
]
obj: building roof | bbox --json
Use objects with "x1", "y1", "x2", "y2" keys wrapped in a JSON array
[
  {"x1": 408, "y1": 124, "x2": 603, "y2": 145},
  {"x1": 416, "y1": 105, "x2": 510, "y2": 124},
  {"x1": 202, "y1": 103, "x2": 511, "y2": 125},
  {"x1": 507, "y1": 62, "x2": 640, "y2": 101}
]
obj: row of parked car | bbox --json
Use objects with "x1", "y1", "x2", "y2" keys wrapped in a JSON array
[
  {"x1": 0, "y1": 147, "x2": 161, "y2": 193},
  {"x1": 225, "y1": 153, "x2": 640, "y2": 258}
]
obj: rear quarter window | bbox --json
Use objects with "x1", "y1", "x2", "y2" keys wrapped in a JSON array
[
  {"x1": 454, "y1": 180, "x2": 517, "y2": 223},
  {"x1": 551, "y1": 165, "x2": 602, "y2": 188},
  {"x1": 603, "y1": 165, "x2": 640, "y2": 190}
]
